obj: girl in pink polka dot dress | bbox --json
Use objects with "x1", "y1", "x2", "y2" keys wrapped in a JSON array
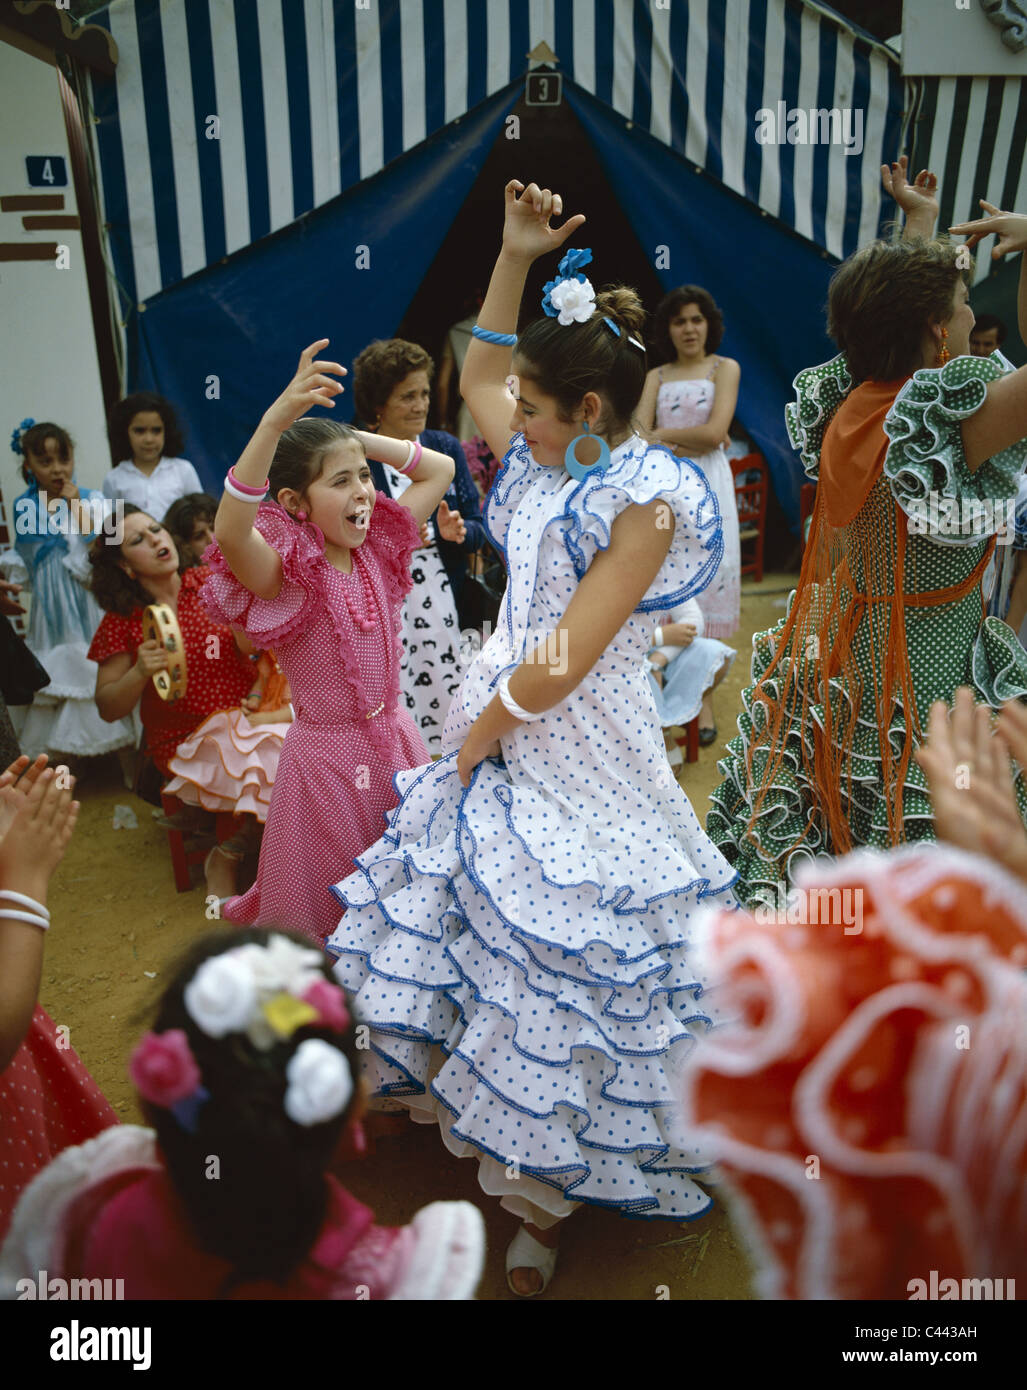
[
  {"x1": 201, "y1": 342, "x2": 456, "y2": 946},
  {"x1": 0, "y1": 755, "x2": 116, "y2": 1243}
]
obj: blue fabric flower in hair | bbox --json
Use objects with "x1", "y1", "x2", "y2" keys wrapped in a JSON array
[
  {"x1": 10, "y1": 418, "x2": 35, "y2": 456},
  {"x1": 541, "y1": 247, "x2": 596, "y2": 324}
]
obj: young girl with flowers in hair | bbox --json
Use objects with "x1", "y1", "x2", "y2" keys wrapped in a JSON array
[
  {"x1": 327, "y1": 180, "x2": 739, "y2": 1295},
  {"x1": 200, "y1": 344, "x2": 455, "y2": 944},
  {"x1": 0, "y1": 927, "x2": 484, "y2": 1298}
]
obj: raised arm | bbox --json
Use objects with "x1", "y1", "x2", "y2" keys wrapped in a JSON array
[
  {"x1": 949, "y1": 208, "x2": 1027, "y2": 470},
  {"x1": 214, "y1": 340, "x2": 347, "y2": 601},
  {"x1": 350, "y1": 430, "x2": 454, "y2": 526},
  {"x1": 460, "y1": 181, "x2": 587, "y2": 464},
  {"x1": 881, "y1": 157, "x2": 939, "y2": 241}
]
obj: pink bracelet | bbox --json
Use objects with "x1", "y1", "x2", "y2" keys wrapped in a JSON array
[
  {"x1": 227, "y1": 465, "x2": 270, "y2": 496},
  {"x1": 397, "y1": 439, "x2": 422, "y2": 477}
]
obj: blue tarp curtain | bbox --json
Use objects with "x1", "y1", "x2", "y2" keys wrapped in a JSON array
[
  {"x1": 133, "y1": 83, "x2": 521, "y2": 485},
  {"x1": 133, "y1": 78, "x2": 836, "y2": 530}
]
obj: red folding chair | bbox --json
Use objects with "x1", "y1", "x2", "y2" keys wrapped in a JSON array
[{"x1": 730, "y1": 454, "x2": 769, "y2": 583}]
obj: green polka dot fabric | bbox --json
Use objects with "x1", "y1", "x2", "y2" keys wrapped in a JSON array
[{"x1": 709, "y1": 353, "x2": 1027, "y2": 908}]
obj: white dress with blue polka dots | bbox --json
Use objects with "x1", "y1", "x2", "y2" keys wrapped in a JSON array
[{"x1": 327, "y1": 432, "x2": 740, "y2": 1226}]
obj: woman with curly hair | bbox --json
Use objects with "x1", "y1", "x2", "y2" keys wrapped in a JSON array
[
  {"x1": 87, "y1": 505, "x2": 256, "y2": 895},
  {"x1": 351, "y1": 339, "x2": 487, "y2": 752},
  {"x1": 708, "y1": 162, "x2": 1027, "y2": 908}
]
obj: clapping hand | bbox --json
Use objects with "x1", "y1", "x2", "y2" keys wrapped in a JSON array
[
  {"x1": 437, "y1": 499, "x2": 466, "y2": 544},
  {"x1": 0, "y1": 756, "x2": 78, "y2": 897},
  {"x1": 263, "y1": 339, "x2": 347, "y2": 434},
  {"x1": 502, "y1": 181, "x2": 586, "y2": 264},
  {"x1": 915, "y1": 686, "x2": 1027, "y2": 885},
  {"x1": 950, "y1": 201, "x2": 1027, "y2": 260},
  {"x1": 881, "y1": 156, "x2": 939, "y2": 222}
]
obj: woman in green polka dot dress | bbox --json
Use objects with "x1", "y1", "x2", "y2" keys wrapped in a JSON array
[{"x1": 708, "y1": 171, "x2": 1027, "y2": 908}]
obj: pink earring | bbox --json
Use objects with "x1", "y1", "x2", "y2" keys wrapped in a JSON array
[{"x1": 296, "y1": 510, "x2": 307, "y2": 522}]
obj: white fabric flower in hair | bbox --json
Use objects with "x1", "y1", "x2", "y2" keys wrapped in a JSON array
[
  {"x1": 234, "y1": 937, "x2": 324, "y2": 998},
  {"x1": 548, "y1": 277, "x2": 596, "y2": 326},
  {"x1": 284, "y1": 1038, "x2": 353, "y2": 1127},
  {"x1": 184, "y1": 954, "x2": 258, "y2": 1038}
]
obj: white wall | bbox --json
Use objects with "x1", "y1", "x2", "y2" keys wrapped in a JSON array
[
  {"x1": 0, "y1": 40, "x2": 111, "y2": 520},
  {"x1": 903, "y1": 0, "x2": 1027, "y2": 75}
]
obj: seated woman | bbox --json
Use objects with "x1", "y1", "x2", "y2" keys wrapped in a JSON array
[
  {"x1": 351, "y1": 339, "x2": 488, "y2": 752},
  {"x1": 646, "y1": 597, "x2": 735, "y2": 768},
  {"x1": 87, "y1": 506, "x2": 256, "y2": 898},
  {"x1": 708, "y1": 163, "x2": 1027, "y2": 907}
]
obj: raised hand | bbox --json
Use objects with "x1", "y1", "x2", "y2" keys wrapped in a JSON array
[
  {"x1": 950, "y1": 201, "x2": 1027, "y2": 259},
  {"x1": 437, "y1": 499, "x2": 467, "y2": 544},
  {"x1": 0, "y1": 763, "x2": 78, "y2": 892},
  {"x1": 501, "y1": 181, "x2": 587, "y2": 265},
  {"x1": 262, "y1": 339, "x2": 348, "y2": 434},
  {"x1": 915, "y1": 686, "x2": 1027, "y2": 884},
  {"x1": 881, "y1": 156, "x2": 939, "y2": 221}
]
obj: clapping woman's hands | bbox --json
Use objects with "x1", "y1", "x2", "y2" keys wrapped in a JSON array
[
  {"x1": 915, "y1": 687, "x2": 1027, "y2": 885},
  {"x1": 437, "y1": 500, "x2": 466, "y2": 544}
]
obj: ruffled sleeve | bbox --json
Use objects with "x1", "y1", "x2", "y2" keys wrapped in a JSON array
[
  {"x1": 364, "y1": 491, "x2": 422, "y2": 610},
  {"x1": 200, "y1": 501, "x2": 326, "y2": 647},
  {"x1": 482, "y1": 432, "x2": 549, "y2": 557},
  {"x1": 784, "y1": 354, "x2": 854, "y2": 479},
  {"x1": 883, "y1": 352, "x2": 1027, "y2": 546},
  {"x1": 87, "y1": 610, "x2": 137, "y2": 665},
  {"x1": 557, "y1": 439, "x2": 725, "y2": 612}
]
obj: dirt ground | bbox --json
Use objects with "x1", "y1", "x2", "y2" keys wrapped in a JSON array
[{"x1": 38, "y1": 574, "x2": 796, "y2": 1301}]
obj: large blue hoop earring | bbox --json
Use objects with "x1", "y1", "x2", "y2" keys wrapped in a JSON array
[{"x1": 564, "y1": 420, "x2": 612, "y2": 481}]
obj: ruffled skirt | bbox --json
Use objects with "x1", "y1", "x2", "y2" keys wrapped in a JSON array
[
  {"x1": 708, "y1": 587, "x2": 1027, "y2": 908},
  {"x1": 164, "y1": 708, "x2": 287, "y2": 820},
  {"x1": 327, "y1": 751, "x2": 739, "y2": 1227}
]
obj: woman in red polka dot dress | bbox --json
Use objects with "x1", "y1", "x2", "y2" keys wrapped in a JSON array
[
  {"x1": 0, "y1": 755, "x2": 117, "y2": 1243},
  {"x1": 200, "y1": 341, "x2": 455, "y2": 946},
  {"x1": 87, "y1": 505, "x2": 257, "y2": 893}
]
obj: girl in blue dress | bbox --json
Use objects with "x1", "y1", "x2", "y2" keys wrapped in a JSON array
[
  {"x1": 326, "y1": 181, "x2": 738, "y2": 1295},
  {"x1": 4, "y1": 421, "x2": 135, "y2": 761}
]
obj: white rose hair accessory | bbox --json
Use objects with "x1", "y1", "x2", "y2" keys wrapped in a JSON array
[
  {"x1": 541, "y1": 247, "x2": 597, "y2": 325},
  {"x1": 135, "y1": 937, "x2": 355, "y2": 1133},
  {"x1": 284, "y1": 1039, "x2": 354, "y2": 1127}
]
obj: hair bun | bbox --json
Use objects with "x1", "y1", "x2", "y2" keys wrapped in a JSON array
[{"x1": 594, "y1": 285, "x2": 647, "y2": 341}]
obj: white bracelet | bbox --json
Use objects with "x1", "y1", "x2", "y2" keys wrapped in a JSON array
[
  {"x1": 653, "y1": 625, "x2": 664, "y2": 648},
  {"x1": 497, "y1": 673, "x2": 544, "y2": 723},
  {"x1": 0, "y1": 908, "x2": 50, "y2": 931},
  {"x1": 223, "y1": 475, "x2": 268, "y2": 504},
  {"x1": 0, "y1": 889, "x2": 50, "y2": 919}
]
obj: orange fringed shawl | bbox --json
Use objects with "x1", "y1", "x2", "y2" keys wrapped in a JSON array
[{"x1": 742, "y1": 380, "x2": 996, "y2": 857}]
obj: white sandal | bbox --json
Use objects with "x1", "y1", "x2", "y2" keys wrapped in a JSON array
[{"x1": 505, "y1": 1225, "x2": 558, "y2": 1297}]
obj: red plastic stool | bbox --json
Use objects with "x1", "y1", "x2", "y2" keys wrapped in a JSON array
[{"x1": 160, "y1": 790, "x2": 240, "y2": 893}]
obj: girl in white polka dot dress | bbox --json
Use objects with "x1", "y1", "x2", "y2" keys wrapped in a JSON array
[{"x1": 327, "y1": 182, "x2": 739, "y2": 1295}]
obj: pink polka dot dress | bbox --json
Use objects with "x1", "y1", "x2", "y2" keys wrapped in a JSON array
[
  {"x1": 200, "y1": 496, "x2": 429, "y2": 946},
  {"x1": 0, "y1": 1005, "x2": 117, "y2": 1243}
]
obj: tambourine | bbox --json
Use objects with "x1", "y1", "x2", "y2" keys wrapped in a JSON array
[{"x1": 142, "y1": 603, "x2": 187, "y2": 703}]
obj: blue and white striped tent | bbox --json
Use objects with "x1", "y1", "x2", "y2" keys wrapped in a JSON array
[
  {"x1": 91, "y1": 0, "x2": 910, "y2": 307},
  {"x1": 84, "y1": 0, "x2": 1027, "y2": 522}
]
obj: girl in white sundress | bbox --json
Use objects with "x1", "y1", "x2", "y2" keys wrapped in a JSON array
[
  {"x1": 638, "y1": 287, "x2": 741, "y2": 743},
  {"x1": 326, "y1": 180, "x2": 739, "y2": 1296}
]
